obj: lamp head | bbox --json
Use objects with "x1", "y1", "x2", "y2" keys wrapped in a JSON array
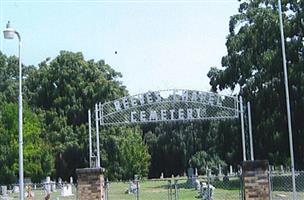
[{"x1": 3, "y1": 21, "x2": 15, "y2": 39}]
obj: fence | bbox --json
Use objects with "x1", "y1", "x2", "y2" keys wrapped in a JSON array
[
  {"x1": 4, "y1": 172, "x2": 304, "y2": 200},
  {"x1": 0, "y1": 182, "x2": 77, "y2": 200},
  {"x1": 270, "y1": 170, "x2": 304, "y2": 200},
  {"x1": 105, "y1": 174, "x2": 242, "y2": 200}
]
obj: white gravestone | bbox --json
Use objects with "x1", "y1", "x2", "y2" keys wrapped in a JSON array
[
  {"x1": 229, "y1": 165, "x2": 233, "y2": 175},
  {"x1": 12, "y1": 186, "x2": 19, "y2": 193},
  {"x1": 0, "y1": 186, "x2": 7, "y2": 196},
  {"x1": 58, "y1": 177, "x2": 62, "y2": 189},
  {"x1": 51, "y1": 182, "x2": 56, "y2": 192},
  {"x1": 0, "y1": 186, "x2": 9, "y2": 200},
  {"x1": 200, "y1": 183, "x2": 215, "y2": 199},
  {"x1": 218, "y1": 165, "x2": 222, "y2": 176},
  {"x1": 194, "y1": 179, "x2": 201, "y2": 190},
  {"x1": 61, "y1": 184, "x2": 73, "y2": 197},
  {"x1": 44, "y1": 176, "x2": 51, "y2": 194}
]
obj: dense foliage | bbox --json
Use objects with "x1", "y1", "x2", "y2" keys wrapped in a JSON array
[
  {"x1": 101, "y1": 127, "x2": 150, "y2": 180},
  {"x1": 0, "y1": 51, "x2": 149, "y2": 183},
  {"x1": 143, "y1": 122, "x2": 238, "y2": 178},
  {"x1": 208, "y1": 0, "x2": 304, "y2": 168},
  {"x1": 0, "y1": 103, "x2": 53, "y2": 183}
]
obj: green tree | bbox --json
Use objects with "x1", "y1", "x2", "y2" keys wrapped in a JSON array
[
  {"x1": 101, "y1": 127, "x2": 150, "y2": 180},
  {"x1": 0, "y1": 51, "x2": 35, "y2": 105},
  {"x1": 143, "y1": 121, "x2": 234, "y2": 178},
  {"x1": 189, "y1": 151, "x2": 227, "y2": 175},
  {"x1": 0, "y1": 103, "x2": 53, "y2": 184},
  {"x1": 207, "y1": 0, "x2": 304, "y2": 168},
  {"x1": 25, "y1": 51, "x2": 128, "y2": 180}
]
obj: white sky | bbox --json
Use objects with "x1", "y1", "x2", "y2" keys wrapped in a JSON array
[{"x1": 0, "y1": 0, "x2": 240, "y2": 95}]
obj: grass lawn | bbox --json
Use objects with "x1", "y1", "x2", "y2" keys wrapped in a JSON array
[
  {"x1": 6, "y1": 180, "x2": 241, "y2": 200},
  {"x1": 108, "y1": 179, "x2": 241, "y2": 200}
]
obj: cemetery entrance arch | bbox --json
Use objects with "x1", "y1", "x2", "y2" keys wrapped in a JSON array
[{"x1": 89, "y1": 89, "x2": 244, "y2": 168}]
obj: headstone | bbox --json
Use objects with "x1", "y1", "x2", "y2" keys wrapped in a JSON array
[
  {"x1": 160, "y1": 172, "x2": 164, "y2": 179},
  {"x1": 238, "y1": 167, "x2": 242, "y2": 175},
  {"x1": 61, "y1": 184, "x2": 73, "y2": 197},
  {"x1": 194, "y1": 179, "x2": 200, "y2": 190},
  {"x1": 45, "y1": 176, "x2": 51, "y2": 194},
  {"x1": 51, "y1": 182, "x2": 56, "y2": 192},
  {"x1": 70, "y1": 177, "x2": 73, "y2": 184},
  {"x1": 229, "y1": 165, "x2": 233, "y2": 175},
  {"x1": 187, "y1": 167, "x2": 198, "y2": 188},
  {"x1": 218, "y1": 164, "x2": 222, "y2": 176},
  {"x1": 200, "y1": 183, "x2": 215, "y2": 199},
  {"x1": 271, "y1": 166, "x2": 275, "y2": 172},
  {"x1": 12, "y1": 186, "x2": 19, "y2": 193},
  {"x1": 187, "y1": 168, "x2": 194, "y2": 178},
  {"x1": 280, "y1": 165, "x2": 284, "y2": 173},
  {"x1": 195, "y1": 168, "x2": 198, "y2": 176},
  {"x1": 58, "y1": 177, "x2": 62, "y2": 189},
  {"x1": 0, "y1": 186, "x2": 7, "y2": 195}
]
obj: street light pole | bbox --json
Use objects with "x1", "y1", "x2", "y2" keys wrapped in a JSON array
[
  {"x1": 278, "y1": 1, "x2": 297, "y2": 199},
  {"x1": 3, "y1": 21, "x2": 24, "y2": 200}
]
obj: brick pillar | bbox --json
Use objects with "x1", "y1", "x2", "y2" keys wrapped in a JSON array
[
  {"x1": 76, "y1": 167, "x2": 105, "y2": 200},
  {"x1": 242, "y1": 160, "x2": 270, "y2": 200}
]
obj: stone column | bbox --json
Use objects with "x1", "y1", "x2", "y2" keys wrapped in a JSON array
[
  {"x1": 242, "y1": 160, "x2": 269, "y2": 200},
  {"x1": 76, "y1": 167, "x2": 105, "y2": 200}
]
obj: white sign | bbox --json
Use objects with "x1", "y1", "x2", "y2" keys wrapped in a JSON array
[
  {"x1": 113, "y1": 90, "x2": 223, "y2": 111},
  {"x1": 97, "y1": 89, "x2": 238, "y2": 125}
]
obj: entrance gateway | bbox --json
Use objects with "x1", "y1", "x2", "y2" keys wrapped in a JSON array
[
  {"x1": 89, "y1": 89, "x2": 243, "y2": 167},
  {"x1": 78, "y1": 89, "x2": 265, "y2": 200},
  {"x1": 96, "y1": 89, "x2": 238, "y2": 126}
]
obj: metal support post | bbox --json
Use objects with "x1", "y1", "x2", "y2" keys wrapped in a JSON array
[
  {"x1": 88, "y1": 109, "x2": 92, "y2": 168},
  {"x1": 247, "y1": 102, "x2": 254, "y2": 160},
  {"x1": 278, "y1": 1, "x2": 296, "y2": 199},
  {"x1": 240, "y1": 96, "x2": 246, "y2": 161},
  {"x1": 95, "y1": 104, "x2": 101, "y2": 168}
]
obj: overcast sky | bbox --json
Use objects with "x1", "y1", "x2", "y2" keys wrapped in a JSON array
[{"x1": 0, "y1": 0, "x2": 240, "y2": 95}]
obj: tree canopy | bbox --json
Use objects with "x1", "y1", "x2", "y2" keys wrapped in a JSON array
[
  {"x1": 207, "y1": 0, "x2": 304, "y2": 168},
  {"x1": 0, "y1": 103, "x2": 53, "y2": 184}
]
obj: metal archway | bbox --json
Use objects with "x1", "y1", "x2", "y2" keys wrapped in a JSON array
[{"x1": 88, "y1": 89, "x2": 247, "y2": 168}]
